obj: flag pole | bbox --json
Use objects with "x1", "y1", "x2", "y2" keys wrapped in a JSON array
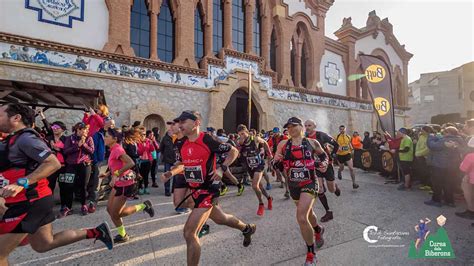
[{"x1": 248, "y1": 66, "x2": 252, "y2": 129}]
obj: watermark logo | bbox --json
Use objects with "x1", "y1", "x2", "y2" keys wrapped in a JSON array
[
  {"x1": 363, "y1": 225, "x2": 409, "y2": 248},
  {"x1": 408, "y1": 215, "x2": 455, "y2": 259}
]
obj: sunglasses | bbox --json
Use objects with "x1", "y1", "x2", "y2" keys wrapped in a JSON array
[{"x1": 51, "y1": 125, "x2": 62, "y2": 130}]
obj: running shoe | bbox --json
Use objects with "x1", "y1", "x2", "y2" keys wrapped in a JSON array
[
  {"x1": 337, "y1": 172, "x2": 342, "y2": 180},
  {"x1": 353, "y1": 183, "x2": 359, "y2": 189},
  {"x1": 165, "y1": 191, "x2": 172, "y2": 197},
  {"x1": 257, "y1": 204, "x2": 265, "y2": 216},
  {"x1": 88, "y1": 202, "x2": 96, "y2": 213},
  {"x1": 237, "y1": 184, "x2": 245, "y2": 196},
  {"x1": 284, "y1": 191, "x2": 290, "y2": 199},
  {"x1": 455, "y1": 210, "x2": 474, "y2": 220},
  {"x1": 144, "y1": 188, "x2": 150, "y2": 195},
  {"x1": 242, "y1": 224, "x2": 256, "y2": 247},
  {"x1": 267, "y1": 197, "x2": 273, "y2": 210},
  {"x1": 143, "y1": 200, "x2": 155, "y2": 217},
  {"x1": 138, "y1": 188, "x2": 145, "y2": 195},
  {"x1": 304, "y1": 252, "x2": 317, "y2": 266},
  {"x1": 152, "y1": 182, "x2": 159, "y2": 188},
  {"x1": 220, "y1": 185, "x2": 229, "y2": 196},
  {"x1": 198, "y1": 224, "x2": 210, "y2": 238},
  {"x1": 81, "y1": 205, "x2": 89, "y2": 216},
  {"x1": 320, "y1": 211, "x2": 333, "y2": 223},
  {"x1": 95, "y1": 222, "x2": 114, "y2": 250},
  {"x1": 176, "y1": 207, "x2": 191, "y2": 214},
  {"x1": 334, "y1": 186, "x2": 341, "y2": 197},
  {"x1": 314, "y1": 226, "x2": 325, "y2": 248},
  {"x1": 56, "y1": 207, "x2": 72, "y2": 219},
  {"x1": 114, "y1": 234, "x2": 130, "y2": 244},
  {"x1": 266, "y1": 183, "x2": 272, "y2": 190}
]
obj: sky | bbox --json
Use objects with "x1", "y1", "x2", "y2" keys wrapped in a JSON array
[{"x1": 324, "y1": 0, "x2": 474, "y2": 82}]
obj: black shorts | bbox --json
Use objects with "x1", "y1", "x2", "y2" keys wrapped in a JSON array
[
  {"x1": 316, "y1": 164, "x2": 335, "y2": 181},
  {"x1": 337, "y1": 154, "x2": 352, "y2": 164},
  {"x1": 1, "y1": 196, "x2": 55, "y2": 235},
  {"x1": 114, "y1": 184, "x2": 137, "y2": 197},
  {"x1": 247, "y1": 163, "x2": 265, "y2": 177},
  {"x1": 172, "y1": 174, "x2": 187, "y2": 191},
  {"x1": 399, "y1": 161, "x2": 412, "y2": 176},
  {"x1": 191, "y1": 188, "x2": 219, "y2": 209},
  {"x1": 288, "y1": 180, "x2": 319, "y2": 201}
]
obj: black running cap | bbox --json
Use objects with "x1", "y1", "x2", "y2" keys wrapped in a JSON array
[
  {"x1": 174, "y1": 111, "x2": 200, "y2": 122},
  {"x1": 283, "y1": 117, "x2": 303, "y2": 128}
]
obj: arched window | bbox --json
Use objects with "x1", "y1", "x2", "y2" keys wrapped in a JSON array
[
  {"x1": 232, "y1": 0, "x2": 245, "y2": 52},
  {"x1": 270, "y1": 28, "x2": 277, "y2": 71},
  {"x1": 213, "y1": 0, "x2": 224, "y2": 55},
  {"x1": 253, "y1": 0, "x2": 261, "y2": 55},
  {"x1": 290, "y1": 39, "x2": 296, "y2": 86},
  {"x1": 130, "y1": 0, "x2": 150, "y2": 58},
  {"x1": 301, "y1": 42, "x2": 307, "y2": 88},
  {"x1": 157, "y1": 0, "x2": 174, "y2": 63},
  {"x1": 194, "y1": 7, "x2": 204, "y2": 63}
]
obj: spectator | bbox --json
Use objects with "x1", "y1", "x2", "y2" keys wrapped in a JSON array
[
  {"x1": 46, "y1": 121, "x2": 67, "y2": 193},
  {"x1": 352, "y1": 132, "x2": 363, "y2": 168},
  {"x1": 83, "y1": 105, "x2": 109, "y2": 137},
  {"x1": 393, "y1": 128, "x2": 413, "y2": 190},
  {"x1": 61, "y1": 122, "x2": 94, "y2": 217},
  {"x1": 425, "y1": 126, "x2": 464, "y2": 207},
  {"x1": 160, "y1": 122, "x2": 177, "y2": 196},
  {"x1": 362, "y1": 131, "x2": 371, "y2": 150},
  {"x1": 455, "y1": 137, "x2": 474, "y2": 220},
  {"x1": 415, "y1": 126, "x2": 433, "y2": 190},
  {"x1": 147, "y1": 130, "x2": 160, "y2": 188},
  {"x1": 137, "y1": 127, "x2": 155, "y2": 195}
]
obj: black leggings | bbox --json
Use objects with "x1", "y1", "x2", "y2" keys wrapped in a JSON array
[
  {"x1": 47, "y1": 166, "x2": 64, "y2": 193},
  {"x1": 59, "y1": 163, "x2": 91, "y2": 208},
  {"x1": 138, "y1": 160, "x2": 152, "y2": 189},
  {"x1": 150, "y1": 159, "x2": 158, "y2": 184}
]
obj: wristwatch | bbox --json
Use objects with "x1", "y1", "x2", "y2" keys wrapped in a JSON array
[{"x1": 17, "y1": 178, "x2": 29, "y2": 189}]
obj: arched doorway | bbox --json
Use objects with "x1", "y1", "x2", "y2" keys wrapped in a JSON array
[
  {"x1": 223, "y1": 89, "x2": 259, "y2": 133},
  {"x1": 143, "y1": 114, "x2": 166, "y2": 138}
]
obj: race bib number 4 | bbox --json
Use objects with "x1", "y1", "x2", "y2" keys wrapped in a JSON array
[
  {"x1": 246, "y1": 156, "x2": 261, "y2": 169},
  {"x1": 184, "y1": 166, "x2": 204, "y2": 183},
  {"x1": 289, "y1": 168, "x2": 311, "y2": 182},
  {"x1": 58, "y1": 173, "x2": 75, "y2": 184}
]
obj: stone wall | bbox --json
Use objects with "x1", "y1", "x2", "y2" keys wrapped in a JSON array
[{"x1": 0, "y1": 63, "x2": 210, "y2": 133}]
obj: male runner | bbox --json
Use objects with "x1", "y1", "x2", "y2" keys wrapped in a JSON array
[
  {"x1": 236, "y1": 124, "x2": 273, "y2": 216},
  {"x1": 305, "y1": 119, "x2": 341, "y2": 222},
  {"x1": 268, "y1": 128, "x2": 290, "y2": 197},
  {"x1": 161, "y1": 111, "x2": 256, "y2": 266},
  {"x1": 334, "y1": 125, "x2": 359, "y2": 189},
  {"x1": 274, "y1": 117, "x2": 327, "y2": 265},
  {"x1": 0, "y1": 103, "x2": 113, "y2": 265},
  {"x1": 215, "y1": 129, "x2": 244, "y2": 197}
]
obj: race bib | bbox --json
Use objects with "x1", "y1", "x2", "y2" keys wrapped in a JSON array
[
  {"x1": 246, "y1": 156, "x2": 261, "y2": 169},
  {"x1": 341, "y1": 146, "x2": 349, "y2": 151},
  {"x1": 0, "y1": 175, "x2": 9, "y2": 188},
  {"x1": 119, "y1": 171, "x2": 136, "y2": 182},
  {"x1": 289, "y1": 168, "x2": 311, "y2": 182},
  {"x1": 184, "y1": 166, "x2": 204, "y2": 183},
  {"x1": 58, "y1": 173, "x2": 75, "y2": 184}
]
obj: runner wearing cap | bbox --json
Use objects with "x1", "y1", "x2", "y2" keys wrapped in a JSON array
[
  {"x1": 268, "y1": 127, "x2": 290, "y2": 197},
  {"x1": 161, "y1": 111, "x2": 256, "y2": 265},
  {"x1": 304, "y1": 119, "x2": 341, "y2": 223},
  {"x1": 274, "y1": 117, "x2": 327, "y2": 265},
  {"x1": 236, "y1": 124, "x2": 273, "y2": 216},
  {"x1": 0, "y1": 103, "x2": 113, "y2": 265}
]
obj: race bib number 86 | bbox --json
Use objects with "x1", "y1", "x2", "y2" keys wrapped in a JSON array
[{"x1": 289, "y1": 168, "x2": 311, "y2": 182}]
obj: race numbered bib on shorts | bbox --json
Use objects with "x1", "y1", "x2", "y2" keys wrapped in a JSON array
[
  {"x1": 58, "y1": 173, "x2": 75, "y2": 184},
  {"x1": 184, "y1": 166, "x2": 204, "y2": 183},
  {"x1": 341, "y1": 146, "x2": 349, "y2": 151},
  {"x1": 119, "y1": 172, "x2": 136, "y2": 182},
  {"x1": 0, "y1": 175, "x2": 9, "y2": 188},
  {"x1": 246, "y1": 156, "x2": 261, "y2": 169},
  {"x1": 289, "y1": 168, "x2": 311, "y2": 182}
]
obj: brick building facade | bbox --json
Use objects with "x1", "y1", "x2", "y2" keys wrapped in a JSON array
[{"x1": 0, "y1": 0, "x2": 413, "y2": 135}]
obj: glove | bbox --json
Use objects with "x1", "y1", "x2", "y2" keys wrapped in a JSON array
[{"x1": 316, "y1": 153, "x2": 329, "y2": 173}]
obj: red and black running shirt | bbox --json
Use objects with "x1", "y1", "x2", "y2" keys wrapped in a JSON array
[{"x1": 176, "y1": 132, "x2": 232, "y2": 188}]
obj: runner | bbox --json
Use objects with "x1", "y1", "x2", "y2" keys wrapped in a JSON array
[
  {"x1": 0, "y1": 103, "x2": 113, "y2": 265},
  {"x1": 236, "y1": 124, "x2": 273, "y2": 216},
  {"x1": 304, "y1": 119, "x2": 341, "y2": 222},
  {"x1": 101, "y1": 128, "x2": 154, "y2": 243},
  {"x1": 274, "y1": 117, "x2": 327, "y2": 265},
  {"x1": 216, "y1": 129, "x2": 244, "y2": 197},
  {"x1": 334, "y1": 125, "x2": 359, "y2": 189},
  {"x1": 161, "y1": 111, "x2": 256, "y2": 265},
  {"x1": 268, "y1": 127, "x2": 290, "y2": 197}
]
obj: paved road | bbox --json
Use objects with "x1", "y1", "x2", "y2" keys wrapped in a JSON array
[{"x1": 9, "y1": 169, "x2": 474, "y2": 265}]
